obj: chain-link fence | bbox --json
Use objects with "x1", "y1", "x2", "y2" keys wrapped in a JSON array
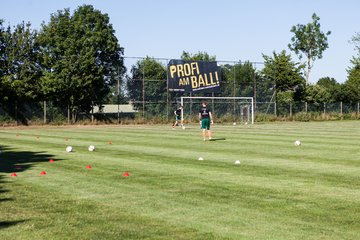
[
  {"x1": 2, "y1": 100, "x2": 360, "y2": 125},
  {"x1": 1, "y1": 57, "x2": 360, "y2": 125}
]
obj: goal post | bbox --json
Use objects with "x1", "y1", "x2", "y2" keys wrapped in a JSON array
[{"x1": 180, "y1": 96, "x2": 254, "y2": 124}]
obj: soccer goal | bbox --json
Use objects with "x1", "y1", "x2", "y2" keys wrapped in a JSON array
[{"x1": 180, "y1": 96, "x2": 254, "y2": 124}]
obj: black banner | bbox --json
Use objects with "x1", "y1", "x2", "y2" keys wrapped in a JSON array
[{"x1": 167, "y1": 59, "x2": 222, "y2": 93}]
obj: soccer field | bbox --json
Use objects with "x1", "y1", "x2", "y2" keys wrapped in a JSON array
[{"x1": 1, "y1": 122, "x2": 360, "y2": 239}]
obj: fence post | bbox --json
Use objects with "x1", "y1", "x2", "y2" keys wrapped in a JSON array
[
  {"x1": 274, "y1": 102, "x2": 277, "y2": 116},
  {"x1": 142, "y1": 77, "x2": 145, "y2": 118},
  {"x1": 117, "y1": 75, "x2": 120, "y2": 124},
  {"x1": 340, "y1": 101, "x2": 343, "y2": 116},
  {"x1": 117, "y1": 102, "x2": 120, "y2": 124},
  {"x1": 67, "y1": 105, "x2": 70, "y2": 124},
  {"x1": 166, "y1": 59, "x2": 169, "y2": 122},
  {"x1": 167, "y1": 76, "x2": 169, "y2": 122},
  {"x1": 253, "y1": 63, "x2": 257, "y2": 113},
  {"x1": 43, "y1": 101, "x2": 47, "y2": 124},
  {"x1": 212, "y1": 92, "x2": 215, "y2": 117},
  {"x1": 91, "y1": 101, "x2": 94, "y2": 123},
  {"x1": 305, "y1": 102, "x2": 308, "y2": 113},
  {"x1": 233, "y1": 62, "x2": 236, "y2": 120},
  {"x1": 289, "y1": 103, "x2": 292, "y2": 117},
  {"x1": 190, "y1": 92, "x2": 192, "y2": 115},
  {"x1": 323, "y1": 103, "x2": 326, "y2": 116},
  {"x1": 15, "y1": 100, "x2": 18, "y2": 126}
]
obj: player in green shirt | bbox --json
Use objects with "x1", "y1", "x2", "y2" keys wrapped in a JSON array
[{"x1": 198, "y1": 101, "x2": 213, "y2": 141}]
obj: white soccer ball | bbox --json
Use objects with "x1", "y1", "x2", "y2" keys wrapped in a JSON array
[
  {"x1": 66, "y1": 146, "x2": 73, "y2": 152},
  {"x1": 294, "y1": 140, "x2": 301, "y2": 146},
  {"x1": 88, "y1": 145, "x2": 95, "y2": 152},
  {"x1": 244, "y1": 122, "x2": 248, "y2": 125},
  {"x1": 198, "y1": 157, "x2": 204, "y2": 161},
  {"x1": 233, "y1": 122, "x2": 236, "y2": 126},
  {"x1": 182, "y1": 126, "x2": 186, "y2": 130},
  {"x1": 235, "y1": 160, "x2": 240, "y2": 165}
]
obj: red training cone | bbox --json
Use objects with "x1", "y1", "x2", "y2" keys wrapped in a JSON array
[
  {"x1": 123, "y1": 172, "x2": 130, "y2": 177},
  {"x1": 85, "y1": 165, "x2": 92, "y2": 169},
  {"x1": 49, "y1": 159, "x2": 55, "y2": 163},
  {"x1": 11, "y1": 173, "x2": 17, "y2": 177},
  {"x1": 40, "y1": 171, "x2": 47, "y2": 175}
]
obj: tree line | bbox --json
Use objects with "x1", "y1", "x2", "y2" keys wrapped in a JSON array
[
  {"x1": 0, "y1": 5, "x2": 124, "y2": 121},
  {"x1": 1, "y1": 5, "x2": 360, "y2": 122}
]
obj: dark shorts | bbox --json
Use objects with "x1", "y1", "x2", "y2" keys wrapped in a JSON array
[
  {"x1": 201, "y1": 118, "x2": 210, "y2": 130},
  {"x1": 175, "y1": 116, "x2": 181, "y2": 121}
]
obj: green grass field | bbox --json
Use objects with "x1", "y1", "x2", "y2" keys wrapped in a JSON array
[{"x1": 1, "y1": 121, "x2": 360, "y2": 239}]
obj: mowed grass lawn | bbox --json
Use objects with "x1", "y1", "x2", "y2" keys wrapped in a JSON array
[{"x1": 1, "y1": 121, "x2": 360, "y2": 239}]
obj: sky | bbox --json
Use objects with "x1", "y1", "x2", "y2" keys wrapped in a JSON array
[{"x1": 1, "y1": 0, "x2": 359, "y2": 83}]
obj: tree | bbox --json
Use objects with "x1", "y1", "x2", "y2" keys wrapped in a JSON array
[
  {"x1": 317, "y1": 77, "x2": 337, "y2": 88},
  {"x1": 288, "y1": 13, "x2": 331, "y2": 84},
  {"x1": 262, "y1": 50, "x2": 305, "y2": 103},
  {"x1": 1, "y1": 21, "x2": 41, "y2": 102},
  {"x1": 38, "y1": 5, "x2": 125, "y2": 121},
  {"x1": 0, "y1": 20, "x2": 42, "y2": 124},
  {"x1": 343, "y1": 60, "x2": 360, "y2": 103},
  {"x1": 126, "y1": 57, "x2": 167, "y2": 116},
  {"x1": 180, "y1": 51, "x2": 216, "y2": 61},
  {"x1": 221, "y1": 61, "x2": 256, "y2": 98},
  {"x1": 350, "y1": 32, "x2": 360, "y2": 58},
  {"x1": 6, "y1": 22, "x2": 42, "y2": 100},
  {"x1": 316, "y1": 77, "x2": 341, "y2": 102},
  {"x1": 305, "y1": 84, "x2": 331, "y2": 103},
  {"x1": 0, "y1": 19, "x2": 9, "y2": 103},
  {"x1": 342, "y1": 33, "x2": 360, "y2": 103}
]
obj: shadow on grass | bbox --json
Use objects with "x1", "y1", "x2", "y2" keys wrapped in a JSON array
[
  {"x1": 0, "y1": 175, "x2": 26, "y2": 230},
  {"x1": 0, "y1": 220, "x2": 27, "y2": 229},
  {"x1": 0, "y1": 176, "x2": 11, "y2": 202},
  {"x1": 0, "y1": 145, "x2": 60, "y2": 173},
  {"x1": 0, "y1": 197, "x2": 13, "y2": 202},
  {"x1": 0, "y1": 146, "x2": 63, "y2": 230}
]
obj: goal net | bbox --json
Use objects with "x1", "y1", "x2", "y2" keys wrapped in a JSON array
[{"x1": 180, "y1": 97, "x2": 254, "y2": 124}]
